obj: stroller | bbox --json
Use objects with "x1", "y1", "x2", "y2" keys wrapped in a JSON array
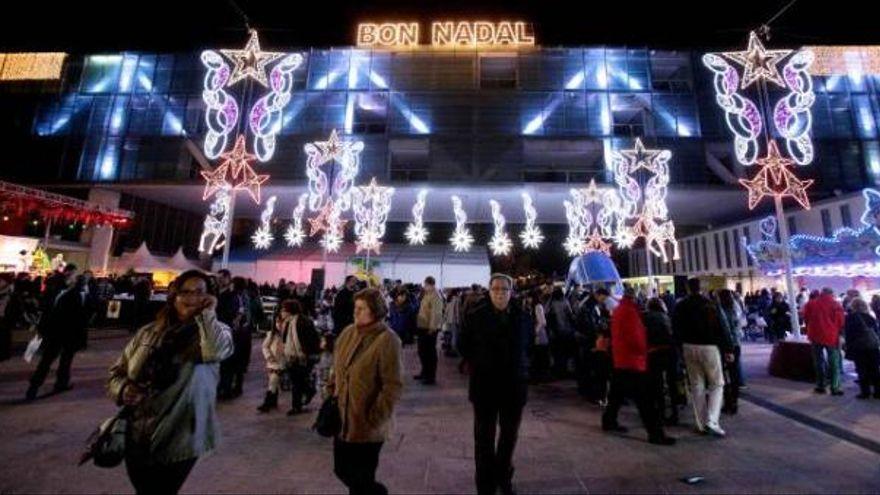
[{"x1": 743, "y1": 312, "x2": 766, "y2": 342}]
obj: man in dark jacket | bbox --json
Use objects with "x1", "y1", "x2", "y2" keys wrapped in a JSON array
[
  {"x1": 332, "y1": 275, "x2": 357, "y2": 335},
  {"x1": 26, "y1": 265, "x2": 86, "y2": 400},
  {"x1": 216, "y1": 269, "x2": 243, "y2": 399},
  {"x1": 672, "y1": 278, "x2": 734, "y2": 437},
  {"x1": 458, "y1": 274, "x2": 531, "y2": 495},
  {"x1": 574, "y1": 288, "x2": 609, "y2": 399}
]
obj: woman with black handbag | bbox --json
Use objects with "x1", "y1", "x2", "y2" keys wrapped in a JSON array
[
  {"x1": 106, "y1": 270, "x2": 233, "y2": 495},
  {"x1": 325, "y1": 288, "x2": 403, "y2": 495}
]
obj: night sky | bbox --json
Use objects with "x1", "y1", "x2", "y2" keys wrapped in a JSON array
[{"x1": 1, "y1": 0, "x2": 877, "y2": 53}]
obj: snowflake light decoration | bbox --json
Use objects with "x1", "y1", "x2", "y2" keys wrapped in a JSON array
[
  {"x1": 284, "y1": 193, "x2": 308, "y2": 247},
  {"x1": 251, "y1": 195, "x2": 277, "y2": 249},
  {"x1": 450, "y1": 196, "x2": 474, "y2": 252},
  {"x1": 404, "y1": 189, "x2": 429, "y2": 245},
  {"x1": 519, "y1": 192, "x2": 544, "y2": 249},
  {"x1": 488, "y1": 200, "x2": 513, "y2": 256}
]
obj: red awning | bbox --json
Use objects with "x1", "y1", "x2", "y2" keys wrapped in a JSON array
[{"x1": 0, "y1": 180, "x2": 133, "y2": 228}]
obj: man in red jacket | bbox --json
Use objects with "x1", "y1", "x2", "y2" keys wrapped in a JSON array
[
  {"x1": 802, "y1": 287, "x2": 845, "y2": 395},
  {"x1": 601, "y1": 287, "x2": 675, "y2": 445}
]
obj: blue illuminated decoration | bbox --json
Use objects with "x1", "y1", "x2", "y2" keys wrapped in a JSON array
[{"x1": 746, "y1": 188, "x2": 880, "y2": 277}]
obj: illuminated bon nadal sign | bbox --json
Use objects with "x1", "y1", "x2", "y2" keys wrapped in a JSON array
[{"x1": 357, "y1": 21, "x2": 535, "y2": 49}]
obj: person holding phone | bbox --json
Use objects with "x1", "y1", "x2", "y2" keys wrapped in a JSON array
[{"x1": 107, "y1": 270, "x2": 233, "y2": 495}]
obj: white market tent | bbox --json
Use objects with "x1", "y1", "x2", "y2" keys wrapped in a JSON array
[
  {"x1": 219, "y1": 243, "x2": 491, "y2": 289},
  {"x1": 111, "y1": 241, "x2": 167, "y2": 272},
  {"x1": 167, "y1": 247, "x2": 202, "y2": 272}
]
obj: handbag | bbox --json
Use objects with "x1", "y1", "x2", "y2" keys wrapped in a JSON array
[
  {"x1": 313, "y1": 396, "x2": 341, "y2": 438},
  {"x1": 79, "y1": 407, "x2": 130, "y2": 468}
]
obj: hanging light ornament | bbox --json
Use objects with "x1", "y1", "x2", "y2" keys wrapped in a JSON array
[
  {"x1": 198, "y1": 186, "x2": 232, "y2": 254},
  {"x1": 218, "y1": 29, "x2": 285, "y2": 88},
  {"x1": 611, "y1": 139, "x2": 680, "y2": 262},
  {"x1": 488, "y1": 200, "x2": 513, "y2": 256},
  {"x1": 450, "y1": 196, "x2": 474, "y2": 252},
  {"x1": 248, "y1": 52, "x2": 303, "y2": 162},
  {"x1": 563, "y1": 198, "x2": 587, "y2": 257},
  {"x1": 252, "y1": 195, "x2": 277, "y2": 249},
  {"x1": 519, "y1": 192, "x2": 544, "y2": 249},
  {"x1": 351, "y1": 178, "x2": 395, "y2": 254},
  {"x1": 284, "y1": 193, "x2": 308, "y2": 247},
  {"x1": 404, "y1": 189, "x2": 429, "y2": 245}
]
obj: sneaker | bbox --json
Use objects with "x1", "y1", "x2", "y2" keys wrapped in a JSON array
[
  {"x1": 813, "y1": 387, "x2": 826, "y2": 394},
  {"x1": 648, "y1": 435, "x2": 677, "y2": 446},
  {"x1": 830, "y1": 389, "x2": 844, "y2": 396},
  {"x1": 705, "y1": 425, "x2": 726, "y2": 438}
]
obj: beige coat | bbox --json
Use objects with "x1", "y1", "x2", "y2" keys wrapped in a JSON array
[
  {"x1": 417, "y1": 288, "x2": 444, "y2": 333},
  {"x1": 328, "y1": 321, "x2": 403, "y2": 443}
]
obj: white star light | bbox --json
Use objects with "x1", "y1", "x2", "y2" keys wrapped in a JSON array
[
  {"x1": 251, "y1": 195, "x2": 277, "y2": 250},
  {"x1": 488, "y1": 200, "x2": 513, "y2": 256},
  {"x1": 519, "y1": 192, "x2": 544, "y2": 249},
  {"x1": 405, "y1": 189, "x2": 429, "y2": 245},
  {"x1": 284, "y1": 193, "x2": 308, "y2": 247},
  {"x1": 450, "y1": 196, "x2": 474, "y2": 252}
]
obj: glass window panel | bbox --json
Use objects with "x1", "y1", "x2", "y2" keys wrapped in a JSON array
[
  {"x1": 366, "y1": 52, "x2": 391, "y2": 90},
  {"x1": 87, "y1": 95, "x2": 112, "y2": 134},
  {"x1": 586, "y1": 92, "x2": 610, "y2": 136},
  {"x1": 348, "y1": 49, "x2": 372, "y2": 90},
  {"x1": 811, "y1": 93, "x2": 834, "y2": 138},
  {"x1": 184, "y1": 96, "x2": 203, "y2": 135},
  {"x1": 162, "y1": 95, "x2": 186, "y2": 135},
  {"x1": 562, "y1": 92, "x2": 588, "y2": 135},
  {"x1": 824, "y1": 75, "x2": 849, "y2": 93},
  {"x1": 308, "y1": 50, "x2": 351, "y2": 90},
  {"x1": 853, "y1": 94, "x2": 876, "y2": 138},
  {"x1": 351, "y1": 92, "x2": 387, "y2": 134},
  {"x1": 821, "y1": 209, "x2": 833, "y2": 237},
  {"x1": 583, "y1": 49, "x2": 607, "y2": 90},
  {"x1": 830, "y1": 95, "x2": 854, "y2": 137},
  {"x1": 864, "y1": 141, "x2": 880, "y2": 184},
  {"x1": 840, "y1": 204, "x2": 853, "y2": 227},
  {"x1": 152, "y1": 55, "x2": 174, "y2": 93},
  {"x1": 135, "y1": 55, "x2": 156, "y2": 94},
  {"x1": 107, "y1": 95, "x2": 129, "y2": 136},
  {"x1": 649, "y1": 51, "x2": 693, "y2": 92},
  {"x1": 610, "y1": 93, "x2": 652, "y2": 137},
  {"x1": 81, "y1": 55, "x2": 123, "y2": 93}
]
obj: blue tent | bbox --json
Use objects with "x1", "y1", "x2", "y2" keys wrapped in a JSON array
[{"x1": 567, "y1": 251, "x2": 622, "y2": 287}]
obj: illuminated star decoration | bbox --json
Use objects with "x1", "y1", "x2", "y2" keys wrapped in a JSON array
[
  {"x1": 251, "y1": 195, "x2": 277, "y2": 249},
  {"x1": 722, "y1": 31, "x2": 792, "y2": 89},
  {"x1": 320, "y1": 203, "x2": 346, "y2": 253},
  {"x1": 739, "y1": 141, "x2": 813, "y2": 210},
  {"x1": 219, "y1": 29, "x2": 285, "y2": 88},
  {"x1": 201, "y1": 135, "x2": 270, "y2": 205},
  {"x1": 198, "y1": 186, "x2": 231, "y2": 254},
  {"x1": 284, "y1": 193, "x2": 308, "y2": 248},
  {"x1": 611, "y1": 139, "x2": 680, "y2": 262},
  {"x1": 450, "y1": 196, "x2": 474, "y2": 252},
  {"x1": 519, "y1": 192, "x2": 544, "y2": 249},
  {"x1": 351, "y1": 178, "x2": 395, "y2": 254},
  {"x1": 564, "y1": 180, "x2": 620, "y2": 256},
  {"x1": 405, "y1": 189, "x2": 429, "y2": 245},
  {"x1": 308, "y1": 203, "x2": 349, "y2": 236},
  {"x1": 488, "y1": 200, "x2": 513, "y2": 256}
]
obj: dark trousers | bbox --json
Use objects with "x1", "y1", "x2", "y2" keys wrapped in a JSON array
[
  {"x1": 573, "y1": 339, "x2": 593, "y2": 395},
  {"x1": 289, "y1": 361, "x2": 315, "y2": 410},
  {"x1": 602, "y1": 369, "x2": 664, "y2": 439},
  {"x1": 853, "y1": 349, "x2": 880, "y2": 396},
  {"x1": 473, "y1": 400, "x2": 524, "y2": 495},
  {"x1": 417, "y1": 330, "x2": 438, "y2": 382},
  {"x1": 723, "y1": 346, "x2": 742, "y2": 412},
  {"x1": 333, "y1": 438, "x2": 387, "y2": 495},
  {"x1": 591, "y1": 351, "x2": 611, "y2": 402},
  {"x1": 531, "y1": 345, "x2": 551, "y2": 382},
  {"x1": 218, "y1": 357, "x2": 236, "y2": 397},
  {"x1": 28, "y1": 340, "x2": 75, "y2": 391},
  {"x1": 0, "y1": 321, "x2": 10, "y2": 361},
  {"x1": 124, "y1": 454, "x2": 196, "y2": 495},
  {"x1": 550, "y1": 333, "x2": 576, "y2": 378},
  {"x1": 648, "y1": 348, "x2": 682, "y2": 421}
]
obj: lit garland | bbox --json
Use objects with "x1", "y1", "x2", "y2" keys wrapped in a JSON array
[
  {"x1": 351, "y1": 178, "x2": 395, "y2": 254},
  {"x1": 304, "y1": 129, "x2": 364, "y2": 215},
  {"x1": 563, "y1": 180, "x2": 619, "y2": 256},
  {"x1": 611, "y1": 139, "x2": 680, "y2": 262},
  {"x1": 739, "y1": 141, "x2": 813, "y2": 210},
  {"x1": 563, "y1": 199, "x2": 587, "y2": 256},
  {"x1": 284, "y1": 193, "x2": 308, "y2": 247},
  {"x1": 519, "y1": 192, "x2": 544, "y2": 249},
  {"x1": 774, "y1": 49, "x2": 816, "y2": 165},
  {"x1": 198, "y1": 186, "x2": 231, "y2": 254},
  {"x1": 251, "y1": 195, "x2": 277, "y2": 249},
  {"x1": 450, "y1": 195, "x2": 474, "y2": 252},
  {"x1": 320, "y1": 203, "x2": 346, "y2": 253},
  {"x1": 219, "y1": 29, "x2": 284, "y2": 88},
  {"x1": 200, "y1": 50, "x2": 239, "y2": 160},
  {"x1": 404, "y1": 189, "x2": 429, "y2": 245},
  {"x1": 488, "y1": 200, "x2": 513, "y2": 256},
  {"x1": 249, "y1": 53, "x2": 303, "y2": 162},
  {"x1": 702, "y1": 53, "x2": 763, "y2": 165}
]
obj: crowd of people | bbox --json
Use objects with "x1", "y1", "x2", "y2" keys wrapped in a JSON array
[{"x1": 4, "y1": 263, "x2": 880, "y2": 495}]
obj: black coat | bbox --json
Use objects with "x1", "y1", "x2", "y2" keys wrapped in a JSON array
[
  {"x1": 287, "y1": 315, "x2": 321, "y2": 357},
  {"x1": 40, "y1": 287, "x2": 88, "y2": 350},
  {"x1": 643, "y1": 310, "x2": 674, "y2": 348},
  {"x1": 672, "y1": 295, "x2": 734, "y2": 352},
  {"x1": 458, "y1": 299, "x2": 531, "y2": 406},
  {"x1": 332, "y1": 287, "x2": 355, "y2": 335},
  {"x1": 844, "y1": 312, "x2": 880, "y2": 353}
]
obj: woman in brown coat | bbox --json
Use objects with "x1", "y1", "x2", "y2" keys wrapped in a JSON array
[{"x1": 327, "y1": 287, "x2": 403, "y2": 495}]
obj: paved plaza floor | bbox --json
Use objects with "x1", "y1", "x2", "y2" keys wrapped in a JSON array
[{"x1": 1, "y1": 331, "x2": 880, "y2": 494}]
